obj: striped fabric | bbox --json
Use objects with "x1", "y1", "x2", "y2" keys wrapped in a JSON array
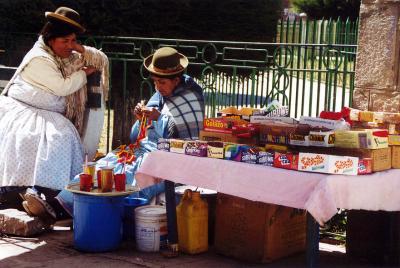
[{"x1": 147, "y1": 74, "x2": 204, "y2": 139}]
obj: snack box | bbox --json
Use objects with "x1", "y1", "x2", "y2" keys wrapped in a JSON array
[
  {"x1": 298, "y1": 153, "x2": 358, "y2": 175},
  {"x1": 299, "y1": 116, "x2": 350, "y2": 130},
  {"x1": 289, "y1": 134, "x2": 309, "y2": 146},
  {"x1": 358, "y1": 158, "x2": 372, "y2": 174},
  {"x1": 250, "y1": 116, "x2": 298, "y2": 125},
  {"x1": 388, "y1": 134, "x2": 400, "y2": 145},
  {"x1": 169, "y1": 139, "x2": 186, "y2": 154},
  {"x1": 199, "y1": 130, "x2": 258, "y2": 145},
  {"x1": 308, "y1": 131, "x2": 335, "y2": 147},
  {"x1": 299, "y1": 147, "x2": 390, "y2": 172},
  {"x1": 298, "y1": 153, "x2": 329, "y2": 173},
  {"x1": 334, "y1": 129, "x2": 388, "y2": 149},
  {"x1": 203, "y1": 117, "x2": 248, "y2": 134},
  {"x1": 207, "y1": 141, "x2": 225, "y2": 159},
  {"x1": 241, "y1": 147, "x2": 266, "y2": 165},
  {"x1": 224, "y1": 144, "x2": 251, "y2": 161},
  {"x1": 157, "y1": 138, "x2": 170, "y2": 152},
  {"x1": 184, "y1": 141, "x2": 208, "y2": 157},
  {"x1": 328, "y1": 155, "x2": 358, "y2": 175},
  {"x1": 273, "y1": 152, "x2": 299, "y2": 170},
  {"x1": 259, "y1": 122, "x2": 307, "y2": 145},
  {"x1": 257, "y1": 151, "x2": 274, "y2": 166}
]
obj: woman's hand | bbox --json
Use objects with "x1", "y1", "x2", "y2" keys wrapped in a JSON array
[
  {"x1": 133, "y1": 102, "x2": 145, "y2": 120},
  {"x1": 143, "y1": 107, "x2": 160, "y2": 121},
  {"x1": 72, "y1": 42, "x2": 85, "y2": 54},
  {"x1": 82, "y1": 66, "x2": 97, "y2": 76}
]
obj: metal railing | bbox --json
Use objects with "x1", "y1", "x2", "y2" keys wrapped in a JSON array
[{"x1": 0, "y1": 27, "x2": 358, "y2": 151}]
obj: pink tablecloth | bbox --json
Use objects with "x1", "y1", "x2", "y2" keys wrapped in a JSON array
[{"x1": 136, "y1": 150, "x2": 400, "y2": 225}]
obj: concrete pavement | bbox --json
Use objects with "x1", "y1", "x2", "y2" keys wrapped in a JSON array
[{"x1": 0, "y1": 226, "x2": 381, "y2": 268}]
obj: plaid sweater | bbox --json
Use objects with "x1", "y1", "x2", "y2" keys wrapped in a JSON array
[{"x1": 147, "y1": 74, "x2": 205, "y2": 140}]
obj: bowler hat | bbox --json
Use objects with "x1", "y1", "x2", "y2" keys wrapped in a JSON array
[
  {"x1": 144, "y1": 47, "x2": 188, "y2": 76},
  {"x1": 45, "y1": 7, "x2": 85, "y2": 33}
]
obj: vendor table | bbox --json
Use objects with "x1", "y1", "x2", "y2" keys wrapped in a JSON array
[{"x1": 136, "y1": 150, "x2": 400, "y2": 267}]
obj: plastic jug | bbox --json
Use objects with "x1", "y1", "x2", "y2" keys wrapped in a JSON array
[{"x1": 176, "y1": 189, "x2": 208, "y2": 254}]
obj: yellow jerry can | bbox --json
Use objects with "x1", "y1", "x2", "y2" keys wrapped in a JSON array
[{"x1": 176, "y1": 189, "x2": 208, "y2": 254}]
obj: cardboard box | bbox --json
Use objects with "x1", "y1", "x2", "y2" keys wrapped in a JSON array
[
  {"x1": 214, "y1": 194, "x2": 306, "y2": 263},
  {"x1": 391, "y1": 146, "x2": 400, "y2": 168}
]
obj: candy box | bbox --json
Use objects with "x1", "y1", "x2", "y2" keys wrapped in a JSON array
[
  {"x1": 169, "y1": 139, "x2": 186, "y2": 154},
  {"x1": 207, "y1": 141, "x2": 225, "y2": 159},
  {"x1": 241, "y1": 147, "x2": 266, "y2": 164},
  {"x1": 273, "y1": 152, "x2": 299, "y2": 170},
  {"x1": 257, "y1": 151, "x2": 274, "y2": 166},
  {"x1": 224, "y1": 144, "x2": 250, "y2": 161},
  {"x1": 308, "y1": 131, "x2": 335, "y2": 147},
  {"x1": 184, "y1": 141, "x2": 208, "y2": 157},
  {"x1": 157, "y1": 138, "x2": 170, "y2": 152}
]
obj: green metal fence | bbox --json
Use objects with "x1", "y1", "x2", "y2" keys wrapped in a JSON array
[{"x1": 0, "y1": 19, "x2": 358, "y2": 151}]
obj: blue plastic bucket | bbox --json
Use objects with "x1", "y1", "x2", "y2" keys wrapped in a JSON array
[
  {"x1": 123, "y1": 197, "x2": 149, "y2": 240},
  {"x1": 73, "y1": 194, "x2": 125, "y2": 252}
]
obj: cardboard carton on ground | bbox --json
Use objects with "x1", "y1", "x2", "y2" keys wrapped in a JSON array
[{"x1": 214, "y1": 193, "x2": 306, "y2": 263}]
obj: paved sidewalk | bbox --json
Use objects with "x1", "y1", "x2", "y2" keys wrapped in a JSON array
[{"x1": 0, "y1": 226, "x2": 378, "y2": 268}]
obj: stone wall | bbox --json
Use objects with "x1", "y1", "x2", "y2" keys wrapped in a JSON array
[{"x1": 353, "y1": 0, "x2": 400, "y2": 112}]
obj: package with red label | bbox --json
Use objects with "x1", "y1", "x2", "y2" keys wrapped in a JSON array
[
  {"x1": 203, "y1": 117, "x2": 248, "y2": 134},
  {"x1": 273, "y1": 152, "x2": 299, "y2": 170},
  {"x1": 232, "y1": 123, "x2": 260, "y2": 139},
  {"x1": 357, "y1": 158, "x2": 372, "y2": 174}
]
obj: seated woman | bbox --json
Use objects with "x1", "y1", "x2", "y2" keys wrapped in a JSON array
[
  {"x1": 0, "y1": 7, "x2": 108, "y2": 225},
  {"x1": 27, "y1": 47, "x2": 205, "y2": 222}
]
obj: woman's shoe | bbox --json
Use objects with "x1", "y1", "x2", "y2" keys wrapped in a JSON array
[{"x1": 22, "y1": 193, "x2": 57, "y2": 226}]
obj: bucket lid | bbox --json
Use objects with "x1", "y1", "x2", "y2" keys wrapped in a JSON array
[
  {"x1": 175, "y1": 185, "x2": 217, "y2": 196},
  {"x1": 135, "y1": 205, "x2": 166, "y2": 217},
  {"x1": 124, "y1": 197, "x2": 149, "y2": 206}
]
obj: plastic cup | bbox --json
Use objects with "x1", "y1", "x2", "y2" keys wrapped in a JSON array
[
  {"x1": 79, "y1": 173, "x2": 92, "y2": 192},
  {"x1": 114, "y1": 173, "x2": 126, "y2": 192},
  {"x1": 97, "y1": 169, "x2": 102, "y2": 189},
  {"x1": 100, "y1": 166, "x2": 114, "y2": 192},
  {"x1": 83, "y1": 162, "x2": 96, "y2": 186}
]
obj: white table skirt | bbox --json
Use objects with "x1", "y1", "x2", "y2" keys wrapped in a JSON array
[{"x1": 136, "y1": 150, "x2": 400, "y2": 225}]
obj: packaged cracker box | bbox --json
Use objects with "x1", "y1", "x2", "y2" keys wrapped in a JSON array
[
  {"x1": 328, "y1": 155, "x2": 358, "y2": 175},
  {"x1": 298, "y1": 153, "x2": 329, "y2": 173}
]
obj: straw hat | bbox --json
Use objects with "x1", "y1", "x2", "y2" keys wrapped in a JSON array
[
  {"x1": 45, "y1": 7, "x2": 85, "y2": 33},
  {"x1": 144, "y1": 47, "x2": 188, "y2": 76}
]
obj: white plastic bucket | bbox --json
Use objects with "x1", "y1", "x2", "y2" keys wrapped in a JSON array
[{"x1": 135, "y1": 205, "x2": 167, "y2": 252}]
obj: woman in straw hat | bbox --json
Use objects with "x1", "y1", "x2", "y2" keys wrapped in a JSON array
[{"x1": 0, "y1": 7, "x2": 109, "y2": 225}]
